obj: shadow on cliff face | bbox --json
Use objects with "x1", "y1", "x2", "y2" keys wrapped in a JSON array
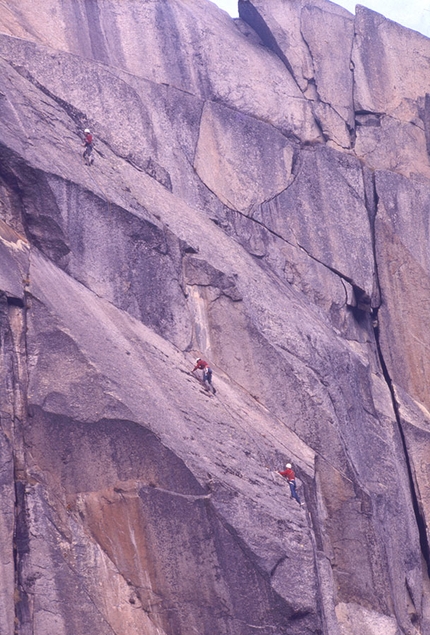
[
  {"x1": 1, "y1": 1, "x2": 430, "y2": 632},
  {"x1": 21, "y1": 406, "x2": 318, "y2": 635},
  {"x1": 0, "y1": 145, "x2": 70, "y2": 263},
  {"x1": 0, "y1": 146, "x2": 194, "y2": 350}
]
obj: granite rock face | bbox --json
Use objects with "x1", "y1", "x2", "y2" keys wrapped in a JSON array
[
  {"x1": 238, "y1": 0, "x2": 355, "y2": 148},
  {"x1": 0, "y1": 1, "x2": 430, "y2": 634}
]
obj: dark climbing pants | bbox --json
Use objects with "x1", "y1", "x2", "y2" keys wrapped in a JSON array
[
  {"x1": 288, "y1": 480, "x2": 301, "y2": 504},
  {"x1": 83, "y1": 144, "x2": 93, "y2": 160},
  {"x1": 203, "y1": 367, "x2": 212, "y2": 384}
]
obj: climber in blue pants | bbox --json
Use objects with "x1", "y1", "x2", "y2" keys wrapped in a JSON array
[
  {"x1": 192, "y1": 358, "x2": 216, "y2": 394},
  {"x1": 278, "y1": 463, "x2": 303, "y2": 506}
]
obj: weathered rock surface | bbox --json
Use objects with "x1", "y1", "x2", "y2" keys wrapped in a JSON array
[
  {"x1": 238, "y1": 0, "x2": 355, "y2": 147},
  {"x1": 0, "y1": 0, "x2": 321, "y2": 143},
  {"x1": 375, "y1": 170, "x2": 430, "y2": 412},
  {"x1": 353, "y1": 6, "x2": 430, "y2": 179},
  {"x1": 194, "y1": 101, "x2": 295, "y2": 211},
  {"x1": 1, "y1": 1, "x2": 430, "y2": 634}
]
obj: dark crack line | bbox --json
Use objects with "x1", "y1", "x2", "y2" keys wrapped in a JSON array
[
  {"x1": 298, "y1": 240, "x2": 357, "y2": 288},
  {"x1": 230, "y1": 206, "x2": 297, "y2": 248},
  {"x1": 193, "y1": 110, "x2": 301, "y2": 209},
  {"x1": 370, "y1": 182, "x2": 430, "y2": 576},
  {"x1": 270, "y1": 554, "x2": 288, "y2": 578},
  {"x1": 5, "y1": 280, "x2": 31, "y2": 633},
  {"x1": 298, "y1": 22, "x2": 354, "y2": 148},
  {"x1": 373, "y1": 316, "x2": 430, "y2": 576},
  {"x1": 229, "y1": 205, "x2": 368, "y2": 300}
]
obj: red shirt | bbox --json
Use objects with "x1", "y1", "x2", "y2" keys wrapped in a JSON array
[
  {"x1": 84, "y1": 133, "x2": 93, "y2": 145},
  {"x1": 193, "y1": 359, "x2": 209, "y2": 372},
  {"x1": 279, "y1": 468, "x2": 295, "y2": 481}
]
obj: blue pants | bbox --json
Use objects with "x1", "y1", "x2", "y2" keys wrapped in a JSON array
[
  {"x1": 83, "y1": 143, "x2": 93, "y2": 159},
  {"x1": 203, "y1": 367, "x2": 212, "y2": 384},
  {"x1": 289, "y1": 480, "x2": 301, "y2": 504}
]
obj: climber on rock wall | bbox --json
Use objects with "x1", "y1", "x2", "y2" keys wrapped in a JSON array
[
  {"x1": 278, "y1": 463, "x2": 303, "y2": 506},
  {"x1": 83, "y1": 128, "x2": 94, "y2": 165},
  {"x1": 192, "y1": 358, "x2": 216, "y2": 394}
]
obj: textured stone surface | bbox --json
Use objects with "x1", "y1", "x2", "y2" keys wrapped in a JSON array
[
  {"x1": 354, "y1": 113, "x2": 430, "y2": 179},
  {"x1": 336, "y1": 602, "x2": 400, "y2": 635},
  {"x1": 1, "y1": 0, "x2": 430, "y2": 634},
  {"x1": 194, "y1": 101, "x2": 295, "y2": 211},
  {"x1": 254, "y1": 145, "x2": 375, "y2": 298},
  {"x1": 374, "y1": 171, "x2": 430, "y2": 411},
  {"x1": 23, "y1": 249, "x2": 321, "y2": 634},
  {"x1": 352, "y1": 6, "x2": 430, "y2": 178},
  {"x1": 396, "y1": 385, "x2": 430, "y2": 555},
  {"x1": 353, "y1": 5, "x2": 430, "y2": 116},
  {"x1": 239, "y1": 0, "x2": 355, "y2": 147},
  {"x1": 0, "y1": 298, "x2": 17, "y2": 635},
  {"x1": 0, "y1": 1, "x2": 321, "y2": 142}
]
